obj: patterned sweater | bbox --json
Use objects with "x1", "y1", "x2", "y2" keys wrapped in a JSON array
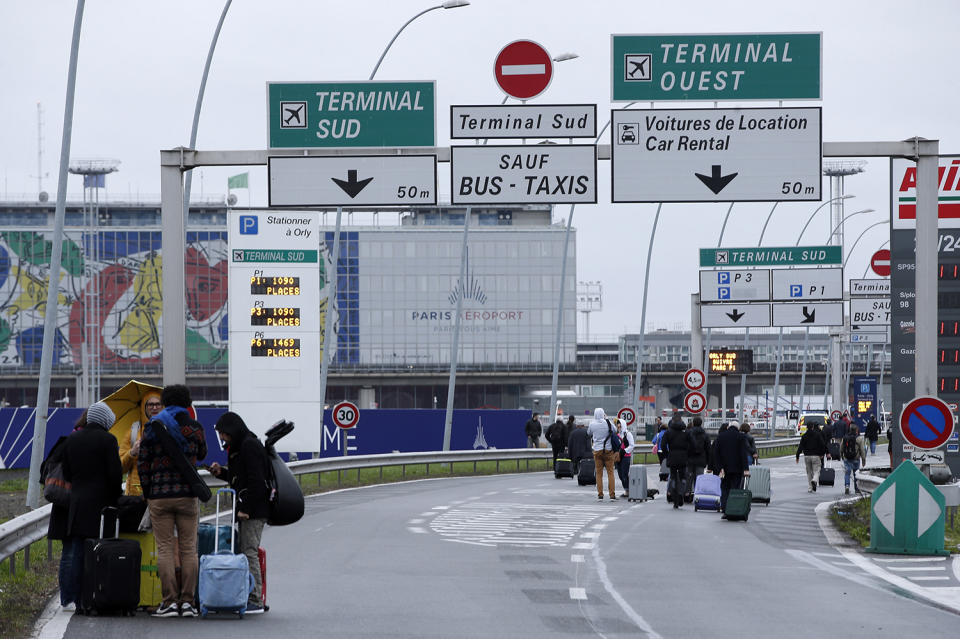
[{"x1": 137, "y1": 411, "x2": 207, "y2": 499}]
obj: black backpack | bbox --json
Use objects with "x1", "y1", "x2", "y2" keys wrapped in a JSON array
[
  {"x1": 690, "y1": 427, "x2": 707, "y2": 454},
  {"x1": 604, "y1": 420, "x2": 622, "y2": 451},
  {"x1": 841, "y1": 434, "x2": 858, "y2": 460}
]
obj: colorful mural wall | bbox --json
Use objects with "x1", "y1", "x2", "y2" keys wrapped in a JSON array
[{"x1": 0, "y1": 230, "x2": 229, "y2": 371}]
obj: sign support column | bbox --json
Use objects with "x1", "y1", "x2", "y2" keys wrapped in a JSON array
[
  {"x1": 318, "y1": 207, "x2": 342, "y2": 453},
  {"x1": 633, "y1": 204, "x2": 663, "y2": 420},
  {"x1": 443, "y1": 207, "x2": 472, "y2": 451},
  {"x1": 915, "y1": 141, "x2": 940, "y2": 397}
]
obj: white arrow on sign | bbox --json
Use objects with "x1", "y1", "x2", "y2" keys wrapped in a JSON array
[
  {"x1": 699, "y1": 303, "x2": 770, "y2": 328},
  {"x1": 771, "y1": 302, "x2": 844, "y2": 327}
]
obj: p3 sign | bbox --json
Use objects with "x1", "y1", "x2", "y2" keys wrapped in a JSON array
[{"x1": 332, "y1": 401, "x2": 360, "y2": 429}]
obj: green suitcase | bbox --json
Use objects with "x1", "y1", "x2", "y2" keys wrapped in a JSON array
[{"x1": 724, "y1": 488, "x2": 752, "y2": 521}]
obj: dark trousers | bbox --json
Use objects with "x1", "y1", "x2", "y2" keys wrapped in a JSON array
[
  {"x1": 720, "y1": 472, "x2": 744, "y2": 511},
  {"x1": 617, "y1": 455, "x2": 631, "y2": 490},
  {"x1": 59, "y1": 535, "x2": 85, "y2": 606},
  {"x1": 551, "y1": 444, "x2": 564, "y2": 468},
  {"x1": 669, "y1": 465, "x2": 686, "y2": 507}
]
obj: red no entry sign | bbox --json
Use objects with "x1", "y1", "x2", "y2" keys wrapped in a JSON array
[
  {"x1": 871, "y1": 249, "x2": 891, "y2": 277},
  {"x1": 900, "y1": 396, "x2": 954, "y2": 449},
  {"x1": 332, "y1": 400, "x2": 360, "y2": 429},
  {"x1": 494, "y1": 40, "x2": 553, "y2": 100}
]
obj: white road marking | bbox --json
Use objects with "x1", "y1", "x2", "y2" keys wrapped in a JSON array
[
  {"x1": 419, "y1": 511, "x2": 438, "y2": 517},
  {"x1": 580, "y1": 532, "x2": 599, "y2": 538},
  {"x1": 874, "y1": 556, "x2": 949, "y2": 563},
  {"x1": 569, "y1": 587, "x2": 588, "y2": 600},
  {"x1": 407, "y1": 526, "x2": 427, "y2": 534},
  {"x1": 813, "y1": 551, "x2": 844, "y2": 558},
  {"x1": 571, "y1": 554, "x2": 585, "y2": 563},
  {"x1": 888, "y1": 566, "x2": 948, "y2": 572},
  {"x1": 432, "y1": 506, "x2": 449, "y2": 510},
  {"x1": 590, "y1": 523, "x2": 607, "y2": 530},
  {"x1": 908, "y1": 576, "x2": 952, "y2": 581},
  {"x1": 573, "y1": 542, "x2": 595, "y2": 550},
  {"x1": 427, "y1": 503, "x2": 610, "y2": 547},
  {"x1": 602, "y1": 516, "x2": 618, "y2": 522},
  {"x1": 408, "y1": 518, "x2": 424, "y2": 524}
]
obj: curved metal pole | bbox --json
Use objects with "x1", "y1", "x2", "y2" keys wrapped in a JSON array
[
  {"x1": 182, "y1": 0, "x2": 232, "y2": 231},
  {"x1": 632, "y1": 204, "x2": 663, "y2": 417},
  {"x1": 702, "y1": 202, "x2": 737, "y2": 419},
  {"x1": 369, "y1": 5, "x2": 442, "y2": 80},
  {"x1": 716, "y1": 202, "x2": 736, "y2": 247},
  {"x1": 843, "y1": 221, "x2": 889, "y2": 269},
  {"x1": 796, "y1": 195, "x2": 854, "y2": 245},
  {"x1": 443, "y1": 207, "x2": 472, "y2": 450},
  {"x1": 757, "y1": 202, "x2": 779, "y2": 245},
  {"x1": 28, "y1": 0, "x2": 85, "y2": 509},
  {"x1": 825, "y1": 209, "x2": 875, "y2": 245}
]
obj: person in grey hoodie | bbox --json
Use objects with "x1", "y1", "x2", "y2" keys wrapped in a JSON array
[{"x1": 587, "y1": 408, "x2": 619, "y2": 500}]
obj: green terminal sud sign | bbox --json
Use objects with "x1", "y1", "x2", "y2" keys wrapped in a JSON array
[
  {"x1": 267, "y1": 81, "x2": 436, "y2": 148},
  {"x1": 612, "y1": 33, "x2": 821, "y2": 101},
  {"x1": 700, "y1": 246, "x2": 841, "y2": 267}
]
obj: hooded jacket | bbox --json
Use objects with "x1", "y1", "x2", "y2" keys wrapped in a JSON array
[
  {"x1": 663, "y1": 418, "x2": 694, "y2": 468},
  {"x1": 215, "y1": 412, "x2": 271, "y2": 520},
  {"x1": 587, "y1": 408, "x2": 617, "y2": 452}
]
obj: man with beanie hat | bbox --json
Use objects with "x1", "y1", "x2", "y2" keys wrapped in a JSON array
[
  {"x1": 209, "y1": 412, "x2": 270, "y2": 614},
  {"x1": 137, "y1": 384, "x2": 207, "y2": 617},
  {"x1": 58, "y1": 402, "x2": 123, "y2": 610}
]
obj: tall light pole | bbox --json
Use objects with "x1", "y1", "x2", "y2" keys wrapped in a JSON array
[
  {"x1": 369, "y1": 1, "x2": 470, "y2": 80},
  {"x1": 795, "y1": 194, "x2": 855, "y2": 245},
  {"x1": 826, "y1": 209, "x2": 877, "y2": 244}
]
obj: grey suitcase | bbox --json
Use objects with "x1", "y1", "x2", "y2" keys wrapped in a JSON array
[
  {"x1": 627, "y1": 465, "x2": 648, "y2": 502},
  {"x1": 745, "y1": 464, "x2": 771, "y2": 504}
]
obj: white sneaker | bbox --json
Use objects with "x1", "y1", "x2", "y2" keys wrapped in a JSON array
[
  {"x1": 179, "y1": 603, "x2": 198, "y2": 618},
  {"x1": 61, "y1": 602, "x2": 76, "y2": 612},
  {"x1": 152, "y1": 602, "x2": 179, "y2": 617}
]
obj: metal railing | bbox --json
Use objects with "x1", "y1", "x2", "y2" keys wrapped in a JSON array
[{"x1": 0, "y1": 439, "x2": 799, "y2": 572}]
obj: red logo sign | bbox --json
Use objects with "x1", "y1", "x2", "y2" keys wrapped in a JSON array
[
  {"x1": 683, "y1": 368, "x2": 705, "y2": 391},
  {"x1": 900, "y1": 396, "x2": 954, "y2": 450},
  {"x1": 870, "y1": 249, "x2": 891, "y2": 277},
  {"x1": 684, "y1": 391, "x2": 706, "y2": 414},
  {"x1": 332, "y1": 401, "x2": 360, "y2": 429},
  {"x1": 494, "y1": 40, "x2": 553, "y2": 100}
]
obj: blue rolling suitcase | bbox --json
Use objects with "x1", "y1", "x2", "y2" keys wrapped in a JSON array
[
  {"x1": 693, "y1": 474, "x2": 722, "y2": 512},
  {"x1": 199, "y1": 489, "x2": 254, "y2": 618}
]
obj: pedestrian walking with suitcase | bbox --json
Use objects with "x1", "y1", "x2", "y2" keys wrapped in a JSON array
[
  {"x1": 662, "y1": 415, "x2": 694, "y2": 509},
  {"x1": 210, "y1": 411, "x2": 271, "y2": 614},
  {"x1": 796, "y1": 421, "x2": 828, "y2": 492},
  {"x1": 567, "y1": 420, "x2": 591, "y2": 475},
  {"x1": 841, "y1": 424, "x2": 867, "y2": 494},
  {"x1": 545, "y1": 417, "x2": 567, "y2": 470},
  {"x1": 713, "y1": 421, "x2": 751, "y2": 517},
  {"x1": 615, "y1": 420, "x2": 635, "y2": 497}
]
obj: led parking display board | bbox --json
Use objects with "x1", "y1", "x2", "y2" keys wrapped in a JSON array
[{"x1": 707, "y1": 348, "x2": 754, "y2": 375}]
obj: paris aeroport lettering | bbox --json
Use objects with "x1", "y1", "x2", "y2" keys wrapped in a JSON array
[{"x1": 411, "y1": 310, "x2": 525, "y2": 321}]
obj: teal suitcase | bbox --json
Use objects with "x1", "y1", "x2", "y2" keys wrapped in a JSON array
[
  {"x1": 745, "y1": 465, "x2": 771, "y2": 504},
  {"x1": 724, "y1": 488, "x2": 752, "y2": 521}
]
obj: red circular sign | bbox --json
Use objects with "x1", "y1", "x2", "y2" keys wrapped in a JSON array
[
  {"x1": 494, "y1": 40, "x2": 553, "y2": 100},
  {"x1": 900, "y1": 396, "x2": 954, "y2": 449},
  {"x1": 831, "y1": 410, "x2": 842, "y2": 421},
  {"x1": 617, "y1": 407, "x2": 636, "y2": 426},
  {"x1": 332, "y1": 401, "x2": 360, "y2": 429},
  {"x1": 870, "y1": 249, "x2": 891, "y2": 277},
  {"x1": 683, "y1": 368, "x2": 706, "y2": 391},
  {"x1": 684, "y1": 391, "x2": 706, "y2": 414}
]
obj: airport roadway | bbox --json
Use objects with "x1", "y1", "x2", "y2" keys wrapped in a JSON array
[{"x1": 45, "y1": 450, "x2": 960, "y2": 639}]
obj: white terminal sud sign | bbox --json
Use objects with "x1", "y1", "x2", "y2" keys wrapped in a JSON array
[
  {"x1": 450, "y1": 145, "x2": 597, "y2": 205},
  {"x1": 699, "y1": 303, "x2": 771, "y2": 328},
  {"x1": 772, "y1": 302, "x2": 843, "y2": 327},
  {"x1": 771, "y1": 267, "x2": 843, "y2": 301},
  {"x1": 850, "y1": 279, "x2": 891, "y2": 296},
  {"x1": 611, "y1": 107, "x2": 821, "y2": 203},
  {"x1": 699, "y1": 269, "x2": 770, "y2": 302},
  {"x1": 268, "y1": 155, "x2": 437, "y2": 207},
  {"x1": 450, "y1": 104, "x2": 597, "y2": 139},
  {"x1": 228, "y1": 210, "x2": 321, "y2": 452},
  {"x1": 851, "y1": 298, "x2": 892, "y2": 326}
]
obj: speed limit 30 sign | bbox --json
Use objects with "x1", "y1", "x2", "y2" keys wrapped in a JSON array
[
  {"x1": 332, "y1": 401, "x2": 360, "y2": 429},
  {"x1": 617, "y1": 407, "x2": 636, "y2": 426}
]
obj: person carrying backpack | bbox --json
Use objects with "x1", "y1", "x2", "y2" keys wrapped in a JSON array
[
  {"x1": 686, "y1": 416, "x2": 711, "y2": 484},
  {"x1": 864, "y1": 414, "x2": 881, "y2": 455},
  {"x1": 840, "y1": 423, "x2": 867, "y2": 495}
]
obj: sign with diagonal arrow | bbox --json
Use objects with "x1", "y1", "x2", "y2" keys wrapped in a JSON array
[
  {"x1": 771, "y1": 301, "x2": 843, "y2": 327},
  {"x1": 268, "y1": 155, "x2": 437, "y2": 207},
  {"x1": 611, "y1": 107, "x2": 821, "y2": 203}
]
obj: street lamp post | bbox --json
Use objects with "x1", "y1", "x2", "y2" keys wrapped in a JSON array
[{"x1": 369, "y1": 1, "x2": 470, "y2": 81}]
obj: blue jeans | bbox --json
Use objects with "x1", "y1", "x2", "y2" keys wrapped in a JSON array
[
  {"x1": 843, "y1": 458, "x2": 860, "y2": 489},
  {"x1": 59, "y1": 536, "x2": 85, "y2": 605},
  {"x1": 869, "y1": 440, "x2": 877, "y2": 454}
]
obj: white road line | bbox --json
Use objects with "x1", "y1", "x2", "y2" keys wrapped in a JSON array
[
  {"x1": 571, "y1": 554, "x2": 585, "y2": 563},
  {"x1": 590, "y1": 523, "x2": 607, "y2": 529},
  {"x1": 874, "y1": 556, "x2": 949, "y2": 563},
  {"x1": 500, "y1": 63, "x2": 546, "y2": 76},
  {"x1": 432, "y1": 506, "x2": 450, "y2": 510},
  {"x1": 419, "y1": 511, "x2": 437, "y2": 517},
  {"x1": 580, "y1": 532, "x2": 599, "y2": 538},
  {"x1": 888, "y1": 566, "x2": 948, "y2": 572},
  {"x1": 408, "y1": 519, "x2": 424, "y2": 524},
  {"x1": 908, "y1": 576, "x2": 952, "y2": 581},
  {"x1": 407, "y1": 526, "x2": 427, "y2": 534},
  {"x1": 831, "y1": 562, "x2": 857, "y2": 568},
  {"x1": 569, "y1": 587, "x2": 587, "y2": 600},
  {"x1": 573, "y1": 542, "x2": 594, "y2": 550},
  {"x1": 813, "y1": 551, "x2": 844, "y2": 558},
  {"x1": 602, "y1": 516, "x2": 618, "y2": 522}
]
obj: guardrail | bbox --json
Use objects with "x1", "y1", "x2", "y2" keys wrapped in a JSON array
[{"x1": 1, "y1": 439, "x2": 800, "y2": 573}]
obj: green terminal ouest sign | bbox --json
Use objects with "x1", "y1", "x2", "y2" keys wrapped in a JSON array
[
  {"x1": 267, "y1": 81, "x2": 436, "y2": 148},
  {"x1": 700, "y1": 246, "x2": 841, "y2": 267},
  {"x1": 611, "y1": 33, "x2": 821, "y2": 101}
]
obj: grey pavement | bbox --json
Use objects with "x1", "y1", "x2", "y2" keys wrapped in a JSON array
[{"x1": 40, "y1": 450, "x2": 960, "y2": 639}]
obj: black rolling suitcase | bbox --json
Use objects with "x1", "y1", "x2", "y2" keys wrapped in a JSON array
[
  {"x1": 79, "y1": 507, "x2": 141, "y2": 616},
  {"x1": 577, "y1": 458, "x2": 596, "y2": 485},
  {"x1": 819, "y1": 465, "x2": 836, "y2": 487},
  {"x1": 555, "y1": 456, "x2": 574, "y2": 479}
]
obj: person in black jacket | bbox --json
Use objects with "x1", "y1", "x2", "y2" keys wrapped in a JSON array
[
  {"x1": 545, "y1": 417, "x2": 566, "y2": 468},
  {"x1": 864, "y1": 415, "x2": 881, "y2": 456},
  {"x1": 714, "y1": 422, "x2": 750, "y2": 515},
  {"x1": 662, "y1": 416, "x2": 694, "y2": 509},
  {"x1": 566, "y1": 422, "x2": 591, "y2": 473},
  {"x1": 210, "y1": 412, "x2": 271, "y2": 614},
  {"x1": 57, "y1": 402, "x2": 123, "y2": 611},
  {"x1": 796, "y1": 422, "x2": 829, "y2": 492},
  {"x1": 686, "y1": 416, "x2": 711, "y2": 487},
  {"x1": 525, "y1": 413, "x2": 542, "y2": 448}
]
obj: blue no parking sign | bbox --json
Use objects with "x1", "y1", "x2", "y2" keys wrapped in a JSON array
[{"x1": 900, "y1": 396, "x2": 954, "y2": 450}]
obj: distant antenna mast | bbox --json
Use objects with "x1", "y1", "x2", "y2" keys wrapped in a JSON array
[{"x1": 35, "y1": 103, "x2": 48, "y2": 201}]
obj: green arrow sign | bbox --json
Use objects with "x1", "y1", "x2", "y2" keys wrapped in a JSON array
[
  {"x1": 267, "y1": 81, "x2": 436, "y2": 148},
  {"x1": 869, "y1": 461, "x2": 948, "y2": 556},
  {"x1": 612, "y1": 33, "x2": 821, "y2": 101},
  {"x1": 700, "y1": 246, "x2": 840, "y2": 267}
]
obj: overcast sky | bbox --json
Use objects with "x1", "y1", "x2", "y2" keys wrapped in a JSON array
[{"x1": 1, "y1": 1, "x2": 957, "y2": 340}]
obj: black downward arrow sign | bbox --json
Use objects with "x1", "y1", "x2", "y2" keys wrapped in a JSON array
[
  {"x1": 801, "y1": 306, "x2": 816, "y2": 323},
  {"x1": 695, "y1": 165, "x2": 738, "y2": 195},
  {"x1": 726, "y1": 308, "x2": 744, "y2": 322},
  {"x1": 331, "y1": 169, "x2": 374, "y2": 198}
]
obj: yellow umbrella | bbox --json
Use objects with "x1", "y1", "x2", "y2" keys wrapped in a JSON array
[{"x1": 102, "y1": 379, "x2": 163, "y2": 448}]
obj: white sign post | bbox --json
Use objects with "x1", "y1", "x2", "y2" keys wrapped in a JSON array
[
  {"x1": 228, "y1": 211, "x2": 321, "y2": 452},
  {"x1": 450, "y1": 145, "x2": 597, "y2": 204},
  {"x1": 612, "y1": 107, "x2": 822, "y2": 202}
]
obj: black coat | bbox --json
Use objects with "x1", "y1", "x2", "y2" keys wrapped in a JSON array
[
  {"x1": 663, "y1": 423, "x2": 694, "y2": 469},
  {"x1": 60, "y1": 425, "x2": 123, "y2": 539},
  {"x1": 686, "y1": 425, "x2": 711, "y2": 468},
  {"x1": 865, "y1": 419, "x2": 881, "y2": 441},
  {"x1": 545, "y1": 421, "x2": 566, "y2": 448},
  {"x1": 216, "y1": 413, "x2": 271, "y2": 520},
  {"x1": 525, "y1": 418, "x2": 542, "y2": 438},
  {"x1": 567, "y1": 427, "x2": 591, "y2": 463},
  {"x1": 714, "y1": 427, "x2": 749, "y2": 474},
  {"x1": 797, "y1": 427, "x2": 828, "y2": 458},
  {"x1": 44, "y1": 436, "x2": 71, "y2": 541}
]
